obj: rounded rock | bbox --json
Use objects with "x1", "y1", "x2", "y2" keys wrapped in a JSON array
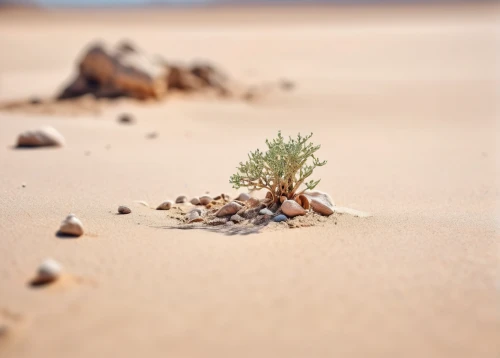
[
  {"x1": 281, "y1": 200, "x2": 306, "y2": 217},
  {"x1": 175, "y1": 195, "x2": 188, "y2": 204},
  {"x1": 118, "y1": 206, "x2": 131, "y2": 214},
  {"x1": 199, "y1": 195, "x2": 212, "y2": 205},
  {"x1": 156, "y1": 201, "x2": 173, "y2": 210},
  {"x1": 230, "y1": 214, "x2": 245, "y2": 223},
  {"x1": 304, "y1": 190, "x2": 335, "y2": 216},
  {"x1": 16, "y1": 126, "x2": 65, "y2": 148},
  {"x1": 273, "y1": 214, "x2": 288, "y2": 222},
  {"x1": 59, "y1": 214, "x2": 84, "y2": 237},
  {"x1": 36, "y1": 258, "x2": 62, "y2": 284},
  {"x1": 187, "y1": 209, "x2": 203, "y2": 223},
  {"x1": 259, "y1": 208, "x2": 273, "y2": 216},
  {"x1": 216, "y1": 202, "x2": 243, "y2": 217},
  {"x1": 190, "y1": 197, "x2": 200, "y2": 205}
]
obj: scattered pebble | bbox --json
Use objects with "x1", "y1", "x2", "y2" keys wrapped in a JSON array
[
  {"x1": 35, "y1": 258, "x2": 62, "y2": 285},
  {"x1": 216, "y1": 202, "x2": 243, "y2": 217},
  {"x1": 118, "y1": 113, "x2": 135, "y2": 124},
  {"x1": 30, "y1": 96, "x2": 42, "y2": 105},
  {"x1": 281, "y1": 200, "x2": 306, "y2": 217},
  {"x1": 16, "y1": 126, "x2": 65, "y2": 148},
  {"x1": 59, "y1": 214, "x2": 84, "y2": 237},
  {"x1": 280, "y1": 79, "x2": 295, "y2": 91},
  {"x1": 156, "y1": 201, "x2": 172, "y2": 210},
  {"x1": 175, "y1": 195, "x2": 188, "y2": 204},
  {"x1": 225, "y1": 221, "x2": 235, "y2": 226},
  {"x1": 118, "y1": 206, "x2": 131, "y2": 214},
  {"x1": 273, "y1": 214, "x2": 288, "y2": 222},
  {"x1": 199, "y1": 195, "x2": 212, "y2": 205},
  {"x1": 259, "y1": 208, "x2": 273, "y2": 216},
  {"x1": 21, "y1": 183, "x2": 26, "y2": 188},
  {"x1": 146, "y1": 131, "x2": 158, "y2": 139},
  {"x1": 190, "y1": 197, "x2": 200, "y2": 205},
  {"x1": 236, "y1": 193, "x2": 251, "y2": 201}
]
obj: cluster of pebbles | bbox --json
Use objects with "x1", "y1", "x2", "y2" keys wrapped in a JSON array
[{"x1": 154, "y1": 190, "x2": 337, "y2": 229}]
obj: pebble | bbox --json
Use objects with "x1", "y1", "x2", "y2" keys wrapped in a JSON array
[
  {"x1": 236, "y1": 193, "x2": 251, "y2": 201},
  {"x1": 199, "y1": 195, "x2": 212, "y2": 205},
  {"x1": 146, "y1": 131, "x2": 158, "y2": 139},
  {"x1": 156, "y1": 201, "x2": 172, "y2": 210},
  {"x1": 216, "y1": 202, "x2": 243, "y2": 217},
  {"x1": 187, "y1": 209, "x2": 203, "y2": 223},
  {"x1": 190, "y1": 197, "x2": 200, "y2": 205},
  {"x1": 118, "y1": 206, "x2": 131, "y2": 214},
  {"x1": 175, "y1": 195, "x2": 187, "y2": 204},
  {"x1": 225, "y1": 221, "x2": 235, "y2": 226},
  {"x1": 304, "y1": 191, "x2": 335, "y2": 216},
  {"x1": 273, "y1": 214, "x2": 288, "y2": 222},
  {"x1": 281, "y1": 200, "x2": 306, "y2": 217},
  {"x1": 259, "y1": 208, "x2": 273, "y2": 216},
  {"x1": 59, "y1": 214, "x2": 84, "y2": 236},
  {"x1": 36, "y1": 258, "x2": 62, "y2": 284},
  {"x1": 118, "y1": 113, "x2": 135, "y2": 124},
  {"x1": 16, "y1": 126, "x2": 65, "y2": 147},
  {"x1": 230, "y1": 214, "x2": 245, "y2": 223}
]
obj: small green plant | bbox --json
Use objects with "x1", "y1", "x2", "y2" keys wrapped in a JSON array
[{"x1": 230, "y1": 131, "x2": 327, "y2": 204}]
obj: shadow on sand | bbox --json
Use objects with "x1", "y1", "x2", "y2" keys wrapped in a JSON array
[{"x1": 156, "y1": 223, "x2": 268, "y2": 236}]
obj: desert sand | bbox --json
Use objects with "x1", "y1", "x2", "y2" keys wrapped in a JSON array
[{"x1": 0, "y1": 3, "x2": 498, "y2": 358}]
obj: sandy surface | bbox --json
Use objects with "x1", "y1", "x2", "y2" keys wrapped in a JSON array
[{"x1": 0, "y1": 3, "x2": 498, "y2": 358}]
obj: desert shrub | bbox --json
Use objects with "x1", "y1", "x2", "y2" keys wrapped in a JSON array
[{"x1": 229, "y1": 131, "x2": 326, "y2": 203}]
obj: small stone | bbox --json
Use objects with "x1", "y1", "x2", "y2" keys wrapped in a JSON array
[
  {"x1": 175, "y1": 195, "x2": 188, "y2": 204},
  {"x1": 280, "y1": 79, "x2": 295, "y2": 91},
  {"x1": 273, "y1": 214, "x2": 288, "y2": 222},
  {"x1": 259, "y1": 208, "x2": 273, "y2": 216},
  {"x1": 304, "y1": 190, "x2": 335, "y2": 216},
  {"x1": 59, "y1": 214, "x2": 84, "y2": 236},
  {"x1": 190, "y1": 197, "x2": 200, "y2": 205},
  {"x1": 156, "y1": 201, "x2": 172, "y2": 210},
  {"x1": 236, "y1": 193, "x2": 251, "y2": 201},
  {"x1": 281, "y1": 200, "x2": 306, "y2": 217},
  {"x1": 216, "y1": 202, "x2": 243, "y2": 217},
  {"x1": 225, "y1": 221, "x2": 235, "y2": 226},
  {"x1": 36, "y1": 258, "x2": 62, "y2": 284},
  {"x1": 146, "y1": 131, "x2": 158, "y2": 139},
  {"x1": 118, "y1": 113, "x2": 135, "y2": 124},
  {"x1": 21, "y1": 183, "x2": 26, "y2": 188},
  {"x1": 187, "y1": 209, "x2": 203, "y2": 223},
  {"x1": 230, "y1": 214, "x2": 245, "y2": 223},
  {"x1": 199, "y1": 195, "x2": 212, "y2": 205},
  {"x1": 118, "y1": 206, "x2": 131, "y2": 214},
  {"x1": 16, "y1": 126, "x2": 65, "y2": 148}
]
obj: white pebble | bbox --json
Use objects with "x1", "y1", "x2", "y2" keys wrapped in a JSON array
[
  {"x1": 59, "y1": 214, "x2": 84, "y2": 236},
  {"x1": 36, "y1": 258, "x2": 62, "y2": 284},
  {"x1": 16, "y1": 126, "x2": 65, "y2": 147}
]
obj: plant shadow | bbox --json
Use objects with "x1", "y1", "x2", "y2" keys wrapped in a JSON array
[{"x1": 156, "y1": 223, "x2": 268, "y2": 236}]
